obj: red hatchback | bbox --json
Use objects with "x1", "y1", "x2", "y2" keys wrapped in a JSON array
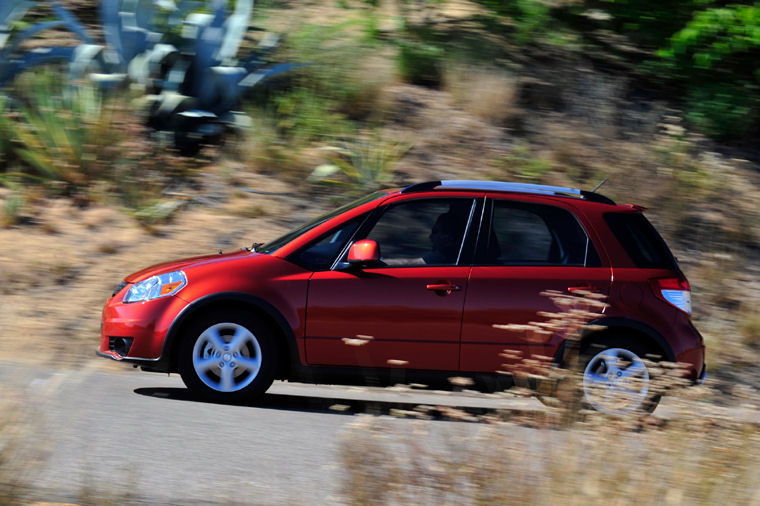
[{"x1": 98, "y1": 180, "x2": 706, "y2": 414}]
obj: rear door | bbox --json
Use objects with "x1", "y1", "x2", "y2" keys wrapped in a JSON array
[{"x1": 460, "y1": 197, "x2": 612, "y2": 373}]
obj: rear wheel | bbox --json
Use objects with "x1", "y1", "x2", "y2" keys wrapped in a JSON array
[
  {"x1": 581, "y1": 337, "x2": 659, "y2": 415},
  {"x1": 179, "y1": 311, "x2": 277, "y2": 403}
]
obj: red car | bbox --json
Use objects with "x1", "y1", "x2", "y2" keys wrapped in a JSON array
[{"x1": 98, "y1": 180, "x2": 706, "y2": 414}]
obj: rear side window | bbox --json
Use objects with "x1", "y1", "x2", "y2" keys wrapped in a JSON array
[
  {"x1": 604, "y1": 213, "x2": 677, "y2": 269},
  {"x1": 478, "y1": 201, "x2": 599, "y2": 266}
]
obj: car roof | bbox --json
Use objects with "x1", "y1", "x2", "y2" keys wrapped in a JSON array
[{"x1": 397, "y1": 180, "x2": 616, "y2": 205}]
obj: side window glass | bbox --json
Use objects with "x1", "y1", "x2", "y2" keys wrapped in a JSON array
[
  {"x1": 292, "y1": 217, "x2": 363, "y2": 271},
  {"x1": 364, "y1": 198, "x2": 473, "y2": 266},
  {"x1": 482, "y1": 202, "x2": 592, "y2": 266}
]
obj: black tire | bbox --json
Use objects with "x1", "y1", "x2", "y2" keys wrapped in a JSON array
[
  {"x1": 178, "y1": 310, "x2": 278, "y2": 403},
  {"x1": 580, "y1": 335, "x2": 661, "y2": 415}
]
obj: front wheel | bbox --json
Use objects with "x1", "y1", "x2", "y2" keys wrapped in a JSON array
[{"x1": 179, "y1": 311, "x2": 277, "y2": 403}]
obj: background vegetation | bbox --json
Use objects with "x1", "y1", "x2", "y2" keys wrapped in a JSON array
[{"x1": 1, "y1": 0, "x2": 760, "y2": 502}]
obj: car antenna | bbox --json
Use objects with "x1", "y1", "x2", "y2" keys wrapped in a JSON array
[{"x1": 591, "y1": 178, "x2": 608, "y2": 193}]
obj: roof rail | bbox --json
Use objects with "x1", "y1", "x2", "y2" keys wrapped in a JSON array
[{"x1": 401, "y1": 180, "x2": 616, "y2": 205}]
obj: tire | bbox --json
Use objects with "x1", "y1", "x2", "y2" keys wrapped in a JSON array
[
  {"x1": 178, "y1": 310, "x2": 277, "y2": 403},
  {"x1": 580, "y1": 336, "x2": 661, "y2": 415}
]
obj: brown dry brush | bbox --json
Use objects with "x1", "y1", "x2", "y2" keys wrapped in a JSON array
[
  {"x1": 496, "y1": 289, "x2": 694, "y2": 424},
  {"x1": 339, "y1": 400, "x2": 760, "y2": 505},
  {"x1": 337, "y1": 290, "x2": 760, "y2": 504},
  {"x1": 494, "y1": 289, "x2": 610, "y2": 417},
  {"x1": 0, "y1": 391, "x2": 50, "y2": 504}
]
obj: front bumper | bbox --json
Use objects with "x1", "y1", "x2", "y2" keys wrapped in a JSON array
[{"x1": 98, "y1": 293, "x2": 188, "y2": 364}]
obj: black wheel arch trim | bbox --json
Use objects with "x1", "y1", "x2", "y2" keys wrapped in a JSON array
[
  {"x1": 553, "y1": 316, "x2": 677, "y2": 364},
  {"x1": 159, "y1": 292, "x2": 300, "y2": 373}
]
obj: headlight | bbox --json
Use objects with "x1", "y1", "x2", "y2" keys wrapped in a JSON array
[{"x1": 123, "y1": 271, "x2": 187, "y2": 303}]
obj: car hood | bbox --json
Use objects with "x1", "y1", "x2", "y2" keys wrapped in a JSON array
[{"x1": 124, "y1": 249, "x2": 256, "y2": 283}]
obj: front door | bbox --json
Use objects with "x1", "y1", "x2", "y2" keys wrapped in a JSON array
[{"x1": 305, "y1": 197, "x2": 477, "y2": 370}]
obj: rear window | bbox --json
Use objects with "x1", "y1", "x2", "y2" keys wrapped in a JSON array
[{"x1": 604, "y1": 213, "x2": 677, "y2": 269}]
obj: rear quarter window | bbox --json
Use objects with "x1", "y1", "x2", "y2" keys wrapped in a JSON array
[{"x1": 603, "y1": 212, "x2": 677, "y2": 269}]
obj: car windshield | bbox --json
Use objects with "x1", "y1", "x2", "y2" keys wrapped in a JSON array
[{"x1": 257, "y1": 191, "x2": 388, "y2": 254}]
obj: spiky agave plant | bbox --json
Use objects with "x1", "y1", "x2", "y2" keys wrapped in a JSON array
[
  {"x1": 1, "y1": 0, "x2": 298, "y2": 151},
  {"x1": 89, "y1": 0, "x2": 301, "y2": 151},
  {"x1": 0, "y1": 0, "x2": 96, "y2": 87}
]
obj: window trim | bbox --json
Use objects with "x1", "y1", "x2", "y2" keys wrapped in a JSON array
[
  {"x1": 286, "y1": 213, "x2": 371, "y2": 271},
  {"x1": 333, "y1": 196, "x2": 481, "y2": 269}
]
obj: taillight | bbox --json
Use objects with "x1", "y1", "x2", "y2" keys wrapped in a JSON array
[{"x1": 651, "y1": 277, "x2": 692, "y2": 314}]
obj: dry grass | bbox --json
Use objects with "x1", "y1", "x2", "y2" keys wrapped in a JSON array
[
  {"x1": 337, "y1": 289, "x2": 753, "y2": 504},
  {"x1": 337, "y1": 291, "x2": 754, "y2": 504},
  {"x1": 0, "y1": 387, "x2": 53, "y2": 504},
  {"x1": 740, "y1": 312, "x2": 760, "y2": 349},
  {"x1": 443, "y1": 64, "x2": 518, "y2": 125},
  {"x1": 339, "y1": 394, "x2": 760, "y2": 505},
  {"x1": 0, "y1": 196, "x2": 297, "y2": 364}
]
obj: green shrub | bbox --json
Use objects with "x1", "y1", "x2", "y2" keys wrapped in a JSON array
[
  {"x1": 282, "y1": 21, "x2": 383, "y2": 116},
  {"x1": 309, "y1": 133, "x2": 410, "y2": 192},
  {"x1": 2, "y1": 76, "x2": 125, "y2": 196},
  {"x1": 273, "y1": 89, "x2": 354, "y2": 144},
  {"x1": 583, "y1": 0, "x2": 696, "y2": 48},
  {"x1": 0, "y1": 189, "x2": 23, "y2": 228},
  {"x1": 397, "y1": 40, "x2": 444, "y2": 87},
  {"x1": 652, "y1": 4, "x2": 760, "y2": 138},
  {"x1": 496, "y1": 145, "x2": 556, "y2": 184},
  {"x1": 685, "y1": 81, "x2": 759, "y2": 139}
]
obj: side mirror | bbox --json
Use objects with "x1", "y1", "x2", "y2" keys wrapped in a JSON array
[{"x1": 347, "y1": 239, "x2": 381, "y2": 267}]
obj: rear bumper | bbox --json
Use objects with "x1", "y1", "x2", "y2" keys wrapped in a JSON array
[{"x1": 697, "y1": 362, "x2": 707, "y2": 384}]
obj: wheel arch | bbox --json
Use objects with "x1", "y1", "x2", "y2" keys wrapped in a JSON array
[
  {"x1": 162, "y1": 292, "x2": 299, "y2": 378},
  {"x1": 553, "y1": 317, "x2": 677, "y2": 364}
]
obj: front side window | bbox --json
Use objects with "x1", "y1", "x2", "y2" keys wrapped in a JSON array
[
  {"x1": 478, "y1": 200, "x2": 597, "y2": 266},
  {"x1": 290, "y1": 216, "x2": 364, "y2": 271},
  {"x1": 258, "y1": 191, "x2": 386, "y2": 254},
  {"x1": 361, "y1": 198, "x2": 475, "y2": 267}
]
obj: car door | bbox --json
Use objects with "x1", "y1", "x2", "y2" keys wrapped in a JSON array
[
  {"x1": 460, "y1": 198, "x2": 612, "y2": 373},
  {"x1": 305, "y1": 196, "x2": 479, "y2": 370}
]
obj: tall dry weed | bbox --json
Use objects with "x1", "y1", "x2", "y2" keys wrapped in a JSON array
[
  {"x1": 0, "y1": 389, "x2": 49, "y2": 503},
  {"x1": 337, "y1": 289, "x2": 743, "y2": 504},
  {"x1": 338, "y1": 382, "x2": 758, "y2": 505},
  {"x1": 443, "y1": 64, "x2": 518, "y2": 125}
]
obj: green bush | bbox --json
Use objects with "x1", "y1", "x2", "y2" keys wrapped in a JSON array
[
  {"x1": 282, "y1": 21, "x2": 382, "y2": 116},
  {"x1": 584, "y1": 0, "x2": 696, "y2": 49},
  {"x1": 656, "y1": 4, "x2": 760, "y2": 77},
  {"x1": 685, "y1": 81, "x2": 759, "y2": 139},
  {"x1": 1, "y1": 76, "x2": 124, "y2": 194},
  {"x1": 397, "y1": 40, "x2": 444, "y2": 87},
  {"x1": 654, "y1": 4, "x2": 760, "y2": 138},
  {"x1": 273, "y1": 89, "x2": 354, "y2": 144},
  {"x1": 309, "y1": 134, "x2": 409, "y2": 192}
]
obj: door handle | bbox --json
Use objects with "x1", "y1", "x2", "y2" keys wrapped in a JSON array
[
  {"x1": 426, "y1": 282, "x2": 461, "y2": 295},
  {"x1": 568, "y1": 284, "x2": 596, "y2": 293}
]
